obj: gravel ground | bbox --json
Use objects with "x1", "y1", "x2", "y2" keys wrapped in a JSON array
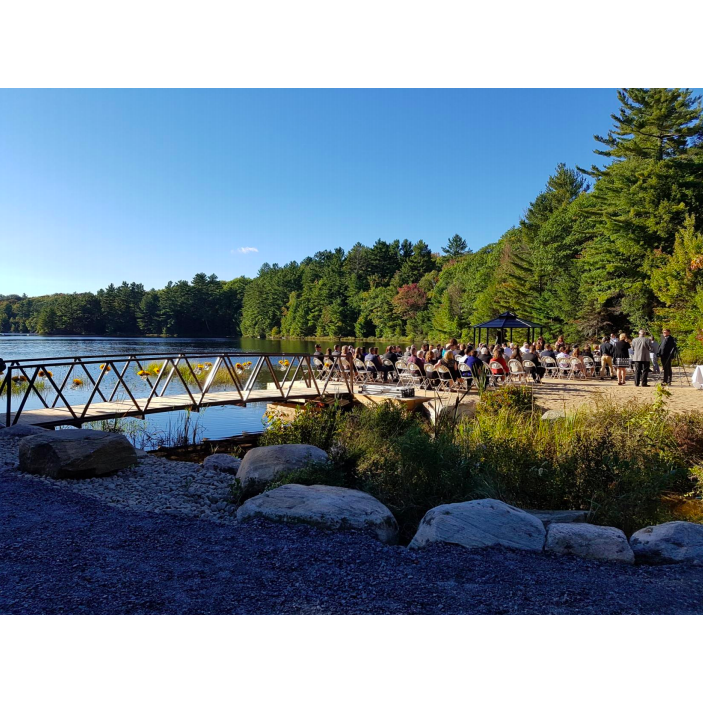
[{"x1": 2, "y1": 436, "x2": 703, "y2": 614}]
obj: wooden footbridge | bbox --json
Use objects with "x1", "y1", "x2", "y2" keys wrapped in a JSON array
[{"x1": 1, "y1": 352, "x2": 361, "y2": 429}]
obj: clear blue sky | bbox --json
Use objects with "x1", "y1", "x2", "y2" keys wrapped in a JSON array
[{"x1": 0, "y1": 89, "x2": 652, "y2": 296}]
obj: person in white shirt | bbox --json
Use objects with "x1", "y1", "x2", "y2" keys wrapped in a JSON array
[
  {"x1": 649, "y1": 335, "x2": 660, "y2": 373},
  {"x1": 556, "y1": 345, "x2": 569, "y2": 359},
  {"x1": 503, "y1": 344, "x2": 512, "y2": 360},
  {"x1": 520, "y1": 342, "x2": 530, "y2": 354}
]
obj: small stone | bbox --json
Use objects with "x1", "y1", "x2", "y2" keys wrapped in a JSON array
[{"x1": 203, "y1": 454, "x2": 241, "y2": 474}]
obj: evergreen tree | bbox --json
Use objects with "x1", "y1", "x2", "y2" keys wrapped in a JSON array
[
  {"x1": 441, "y1": 234, "x2": 470, "y2": 259},
  {"x1": 582, "y1": 88, "x2": 703, "y2": 173}
]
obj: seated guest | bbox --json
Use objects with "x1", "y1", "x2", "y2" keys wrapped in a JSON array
[
  {"x1": 424, "y1": 350, "x2": 439, "y2": 387},
  {"x1": 556, "y1": 345, "x2": 569, "y2": 359},
  {"x1": 331, "y1": 344, "x2": 341, "y2": 357},
  {"x1": 570, "y1": 346, "x2": 587, "y2": 378},
  {"x1": 407, "y1": 345, "x2": 425, "y2": 375},
  {"x1": 478, "y1": 346, "x2": 492, "y2": 365},
  {"x1": 491, "y1": 347, "x2": 510, "y2": 377},
  {"x1": 365, "y1": 346, "x2": 385, "y2": 381},
  {"x1": 555, "y1": 335, "x2": 565, "y2": 349},
  {"x1": 522, "y1": 344, "x2": 545, "y2": 383},
  {"x1": 324, "y1": 348, "x2": 334, "y2": 365},
  {"x1": 382, "y1": 345, "x2": 398, "y2": 364},
  {"x1": 442, "y1": 350, "x2": 460, "y2": 382},
  {"x1": 520, "y1": 341, "x2": 530, "y2": 354},
  {"x1": 540, "y1": 343, "x2": 556, "y2": 360},
  {"x1": 312, "y1": 344, "x2": 325, "y2": 365},
  {"x1": 503, "y1": 343, "x2": 513, "y2": 360},
  {"x1": 354, "y1": 346, "x2": 364, "y2": 362}
]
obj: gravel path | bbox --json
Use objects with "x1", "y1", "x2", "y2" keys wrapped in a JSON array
[{"x1": 2, "y1": 436, "x2": 703, "y2": 614}]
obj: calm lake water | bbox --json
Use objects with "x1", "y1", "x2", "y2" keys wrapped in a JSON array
[{"x1": 0, "y1": 336, "x2": 319, "y2": 447}]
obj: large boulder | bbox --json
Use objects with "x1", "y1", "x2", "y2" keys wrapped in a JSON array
[
  {"x1": 526, "y1": 509, "x2": 589, "y2": 528},
  {"x1": 545, "y1": 523, "x2": 634, "y2": 564},
  {"x1": 237, "y1": 484, "x2": 399, "y2": 545},
  {"x1": 236, "y1": 444, "x2": 329, "y2": 496},
  {"x1": 630, "y1": 521, "x2": 703, "y2": 566},
  {"x1": 0, "y1": 424, "x2": 50, "y2": 438},
  {"x1": 203, "y1": 453, "x2": 241, "y2": 475},
  {"x1": 409, "y1": 499, "x2": 546, "y2": 552},
  {"x1": 18, "y1": 429, "x2": 138, "y2": 479}
]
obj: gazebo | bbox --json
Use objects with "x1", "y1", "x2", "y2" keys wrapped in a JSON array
[{"x1": 472, "y1": 311, "x2": 544, "y2": 347}]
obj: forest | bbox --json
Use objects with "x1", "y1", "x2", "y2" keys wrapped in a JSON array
[{"x1": 2, "y1": 89, "x2": 703, "y2": 360}]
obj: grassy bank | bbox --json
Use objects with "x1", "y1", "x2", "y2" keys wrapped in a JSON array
[{"x1": 255, "y1": 386, "x2": 703, "y2": 542}]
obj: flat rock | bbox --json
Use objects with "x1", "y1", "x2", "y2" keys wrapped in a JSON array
[
  {"x1": 545, "y1": 523, "x2": 634, "y2": 564},
  {"x1": 527, "y1": 510, "x2": 589, "y2": 527},
  {"x1": 630, "y1": 521, "x2": 703, "y2": 566},
  {"x1": 236, "y1": 444, "x2": 329, "y2": 496},
  {"x1": 237, "y1": 484, "x2": 399, "y2": 544},
  {"x1": 541, "y1": 409, "x2": 568, "y2": 421},
  {"x1": 0, "y1": 424, "x2": 50, "y2": 437},
  {"x1": 203, "y1": 453, "x2": 241, "y2": 474},
  {"x1": 18, "y1": 429, "x2": 138, "y2": 479},
  {"x1": 409, "y1": 499, "x2": 546, "y2": 552}
]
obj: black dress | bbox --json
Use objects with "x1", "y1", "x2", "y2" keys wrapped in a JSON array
[{"x1": 612, "y1": 340, "x2": 631, "y2": 366}]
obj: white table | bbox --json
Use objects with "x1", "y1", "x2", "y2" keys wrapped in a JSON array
[{"x1": 692, "y1": 365, "x2": 703, "y2": 389}]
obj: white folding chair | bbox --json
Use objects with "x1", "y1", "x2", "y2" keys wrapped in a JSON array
[
  {"x1": 522, "y1": 359, "x2": 537, "y2": 383},
  {"x1": 508, "y1": 359, "x2": 527, "y2": 385},
  {"x1": 433, "y1": 363, "x2": 453, "y2": 393},
  {"x1": 395, "y1": 360, "x2": 412, "y2": 387},
  {"x1": 406, "y1": 362, "x2": 425, "y2": 389},
  {"x1": 556, "y1": 358, "x2": 571, "y2": 379},
  {"x1": 457, "y1": 362, "x2": 473, "y2": 391},
  {"x1": 582, "y1": 356, "x2": 596, "y2": 378},
  {"x1": 353, "y1": 358, "x2": 370, "y2": 384},
  {"x1": 489, "y1": 361, "x2": 507, "y2": 385},
  {"x1": 541, "y1": 356, "x2": 558, "y2": 378},
  {"x1": 382, "y1": 358, "x2": 396, "y2": 383}
]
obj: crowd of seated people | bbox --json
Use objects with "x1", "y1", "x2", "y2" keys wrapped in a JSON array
[{"x1": 311, "y1": 331, "x2": 657, "y2": 388}]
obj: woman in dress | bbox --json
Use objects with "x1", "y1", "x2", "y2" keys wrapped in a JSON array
[{"x1": 612, "y1": 333, "x2": 631, "y2": 385}]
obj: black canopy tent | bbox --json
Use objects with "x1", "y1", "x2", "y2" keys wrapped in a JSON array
[{"x1": 472, "y1": 311, "x2": 544, "y2": 347}]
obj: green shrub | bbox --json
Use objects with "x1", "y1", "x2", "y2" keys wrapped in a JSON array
[
  {"x1": 259, "y1": 400, "x2": 346, "y2": 452},
  {"x1": 477, "y1": 384, "x2": 534, "y2": 415}
]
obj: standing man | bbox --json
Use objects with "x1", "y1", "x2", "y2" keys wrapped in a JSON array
[
  {"x1": 631, "y1": 329, "x2": 653, "y2": 387},
  {"x1": 659, "y1": 329, "x2": 677, "y2": 386}
]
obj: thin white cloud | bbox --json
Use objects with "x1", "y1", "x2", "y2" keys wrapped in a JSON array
[{"x1": 231, "y1": 247, "x2": 259, "y2": 254}]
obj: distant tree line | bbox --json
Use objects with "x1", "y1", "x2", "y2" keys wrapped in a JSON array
[{"x1": 2, "y1": 89, "x2": 703, "y2": 359}]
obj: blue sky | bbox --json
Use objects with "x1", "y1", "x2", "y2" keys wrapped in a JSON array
[{"x1": 0, "y1": 89, "x2": 666, "y2": 296}]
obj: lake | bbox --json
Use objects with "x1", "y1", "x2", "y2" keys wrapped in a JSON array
[{"x1": 0, "y1": 336, "x2": 322, "y2": 447}]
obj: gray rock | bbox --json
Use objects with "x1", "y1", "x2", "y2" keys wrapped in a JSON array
[
  {"x1": 203, "y1": 453, "x2": 242, "y2": 474},
  {"x1": 135, "y1": 448, "x2": 148, "y2": 459},
  {"x1": 237, "y1": 484, "x2": 399, "y2": 545},
  {"x1": 541, "y1": 409, "x2": 568, "y2": 421},
  {"x1": 0, "y1": 424, "x2": 50, "y2": 437},
  {"x1": 236, "y1": 444, "x2": 329, "y2": 496},
  {"x1": 409, "y1": 499, "x2": 546, "y2": 552},
  {"x1": 545, "y1": 523, "x2": 634, "y2": 564},
  {"x1": 527, "y1": 509, "x2": 589, "y2": 527},
  {"x1": 18, "y1": 429, "x2": 138, "y2": 479},
  {"x1": 630, "y1": 521, "x2": 703, "y2": 566}
]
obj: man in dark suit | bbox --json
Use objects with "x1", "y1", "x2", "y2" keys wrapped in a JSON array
[{"x1": 659, "y1": 329, "x2": 677, "y2": 385}]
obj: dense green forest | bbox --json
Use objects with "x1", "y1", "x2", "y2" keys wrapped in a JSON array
[{"x1": 2, "y1": 89, "x2": 703, "y2": 359}]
